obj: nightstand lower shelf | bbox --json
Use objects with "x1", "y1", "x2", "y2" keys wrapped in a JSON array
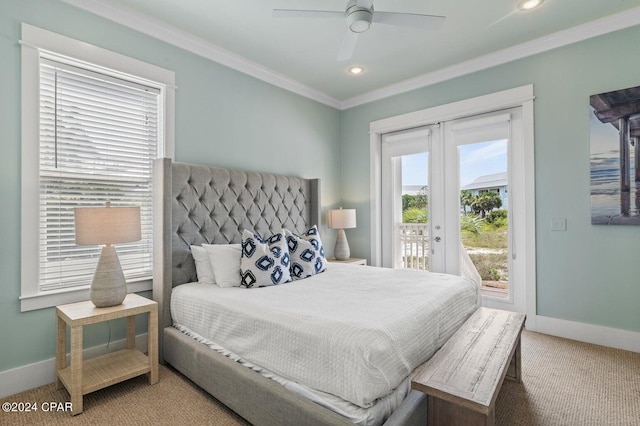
[
  {"x1": 57, "y1": 349, "x2": 151, "y2": 395},
  {"x1": 55, "y1": 294, "x2": 158, "y2": 415}
]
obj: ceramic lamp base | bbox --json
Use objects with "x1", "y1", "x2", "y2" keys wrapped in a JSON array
[
  {"x1": 334, "y1": 229, "x2": 351, "y2": 261},
  {"x1": 91, "y1": 245, "x2": 127, "y2": 308}
]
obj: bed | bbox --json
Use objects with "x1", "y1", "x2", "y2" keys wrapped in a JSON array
[{"x1": 152, "y1": 158, "x2": 480, "y2": 426}]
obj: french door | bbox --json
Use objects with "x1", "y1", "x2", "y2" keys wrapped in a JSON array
[
  {"x1": 381, "y1": 126, "x2": 442, "y2": 271},
  {"x1": 381, "y1": 107, "x2": 526, "y2": 313}
]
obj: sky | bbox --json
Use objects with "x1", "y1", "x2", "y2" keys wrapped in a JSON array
[{"x1": 402, "y1": 139, "x2": 508, "y2": 188}]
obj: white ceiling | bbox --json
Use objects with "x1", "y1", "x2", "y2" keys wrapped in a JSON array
[{"x1": 65, "y1": 0, "x2": 640, "y2": 108}]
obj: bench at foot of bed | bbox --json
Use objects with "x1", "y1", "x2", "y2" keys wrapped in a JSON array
[{"x1": 411, "y1": 307, "x2": 526, "y2": 426}]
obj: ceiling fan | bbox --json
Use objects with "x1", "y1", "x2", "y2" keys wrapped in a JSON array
[{"x1": 273, "y1": 0, "x2": 446, "y2": 62}]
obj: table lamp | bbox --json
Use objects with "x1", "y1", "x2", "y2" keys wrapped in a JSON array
[
  {"x1": 327, "y1": 208, "x2": 356, "y2": 261},
  {"x1": 75, "y1": 202, "x2": 141, "y2": 308}
]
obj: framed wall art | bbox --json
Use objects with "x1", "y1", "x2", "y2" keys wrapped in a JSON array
[{"x1": 590, "y1": 85, "x2": 640, "y2": 225}]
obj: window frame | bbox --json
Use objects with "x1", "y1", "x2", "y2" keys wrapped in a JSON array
[{"x1": 20, "y1": 24, "x2": 175, "y2": 311}]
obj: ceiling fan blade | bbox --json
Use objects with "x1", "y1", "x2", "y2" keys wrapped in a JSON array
[
  {"x1": 356, "y1": 0, "x2": 374, "y2": 9},
  {"x1": 337, "y1": 31, "x2": 359, "y2": 62},
  {"x1": 273, "y1": 9, "x2": 344, "y2": 19},
  {"x1": 372, "y1": 12, "x2": 445, "y2": 30}
]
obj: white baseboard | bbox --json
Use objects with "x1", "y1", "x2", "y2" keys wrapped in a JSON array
[
  {"x1": 0, "y1": 333, "x2": 148, "y2": 399},
  {"x1": 533, "y1": 315, "x2": 640, "y2": 353}
]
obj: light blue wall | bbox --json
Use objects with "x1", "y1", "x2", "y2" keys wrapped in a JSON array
[
  {"x1": 0, "y1": 0, "x2": 341, "y2": 373},
  {"x1": 341, "y1": 25, "x2": 640, "y2": 334}
]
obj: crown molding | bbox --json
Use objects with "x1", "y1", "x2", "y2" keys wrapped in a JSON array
[
  {"x1": 62, "y1": 0, "x2": 640, "y2": 111},
  {"x1": 341, "y1": 5, "x2": 640, "y2": 109},
  {"x1": 60, "y1": 0, "x2": 342, "y2": 109}
]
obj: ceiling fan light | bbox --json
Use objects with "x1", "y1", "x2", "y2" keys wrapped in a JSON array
[
  {"x1": 347, "y1": 9, "x2": 372, "y2": 33},
  {"x1": 517, "y1": 0, "x2": 545, "y2": 11},
  {"x1": 351, "y1": 20, "x2": 370, "y2": 33}
]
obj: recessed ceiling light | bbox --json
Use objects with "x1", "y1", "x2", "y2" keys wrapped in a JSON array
[
  {"x1": 517, "y1": 0, "x2": 545, "y2": 11},
  {"x1": 348, "y1": 66, "x2": 365, "y2": 75}
]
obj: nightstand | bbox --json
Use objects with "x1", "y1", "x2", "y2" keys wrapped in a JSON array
[
  {"x1": 55, "y1": 293, "x2": 158, "y2": 415},
  {"x1": 327, "y1": 257, "x2": 367, "y2": 265}
]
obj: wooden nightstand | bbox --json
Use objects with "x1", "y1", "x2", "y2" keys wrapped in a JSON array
[
  {"x1": 327, "y1": 257, "x2": 367, "y2": 265},
  {"x1": 55, "y1": 293, "x2": 158, "y2": 415}
]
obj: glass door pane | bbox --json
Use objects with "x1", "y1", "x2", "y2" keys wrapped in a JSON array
[
  {"x1": 458, "y1": 140, "x2": 509, "y2": 297},
  {"x1": 381, "y1": 126, "x2": 435, "y2": 270},
  {"x1": 400, "y1": 152, "x2": 430, "y2": 270}
]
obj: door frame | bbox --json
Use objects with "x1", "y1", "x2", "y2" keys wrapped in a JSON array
[{"x1": 369, "y1": 85, "x2": 536, "y2": 324}]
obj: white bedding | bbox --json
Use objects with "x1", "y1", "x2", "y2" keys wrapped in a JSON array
[
  {"x1": 172, "y1": 324, "x2": 410, "y2": 426},
  {"x1": 170, "y1": 263, "x2": 479, "y2": 409}
]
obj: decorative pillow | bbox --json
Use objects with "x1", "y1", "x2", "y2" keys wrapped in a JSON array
[
  {"x1": 285, "y1": 225, "x2": 327, "y2": 280},
  {"x1": 240, "y1": 230, "x2": 291, "y2": 288},
  {"x1": 190, "y1": 245, "x2": 216, "y2": 285},
  {"x1": 202, "y1": 244, "x2": 242, "y2": 288}
]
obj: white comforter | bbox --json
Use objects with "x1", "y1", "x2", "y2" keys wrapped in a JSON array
[{"x1": 171, "y1": 263, "x2": 479, "y2": 408}]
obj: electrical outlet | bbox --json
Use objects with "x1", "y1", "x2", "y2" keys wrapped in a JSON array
[{"x1": 551, "y1": 218, "x2": 567, "y2": 231}]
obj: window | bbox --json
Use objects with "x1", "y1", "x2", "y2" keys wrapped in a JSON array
[
  {"x1": 21, "y1": 24, "x2": 175, "y2": 311},
  {"x1": 38, "y1": 59, "x2": 158, "y2": 291}
]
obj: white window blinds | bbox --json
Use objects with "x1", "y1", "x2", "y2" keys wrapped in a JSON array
[{"x1": 38, "y1": 58, "x2": 160, "y2": 292}]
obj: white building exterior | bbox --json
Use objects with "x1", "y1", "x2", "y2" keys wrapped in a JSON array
[{"x1": 462, "y1": 172, "x2": 508, "y2": 209}]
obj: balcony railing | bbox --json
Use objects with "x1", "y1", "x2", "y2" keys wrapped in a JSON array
[
  {"x1": 397, "y1": 223, "x2": 482, "y2": 288},
  {"x1": 397, "y1": 223, "x2": 429, "y2": 270}
]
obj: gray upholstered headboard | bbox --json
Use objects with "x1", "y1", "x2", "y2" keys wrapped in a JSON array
[{"x1": 152, "y1": 158, "x2": 321, "y2": 334}]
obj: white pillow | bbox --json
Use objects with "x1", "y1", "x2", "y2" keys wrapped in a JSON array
[
  {"x1": 202, "y1": 244, "x2": 242, "y2": 288},
  {"x1": 285, "y1": 225, "x2": 327, "y2": 280},
  {"x1": 190, "y1": 245, "x2": 216, "y2": 285},
  {"x1": 240, "y1": 230, "x2": 291, "y2": 288}
]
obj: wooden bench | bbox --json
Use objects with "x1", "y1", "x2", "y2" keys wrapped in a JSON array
[{"x1": 411, "y1": 307, "x2": 526, "y2": 426}]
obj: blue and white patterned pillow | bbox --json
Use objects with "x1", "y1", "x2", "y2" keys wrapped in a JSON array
[
  {"x1": 240, "y1": 229, "x2": 291, "y2": 288},
  {"x1": 285, "y1": 225, "x2": 327, "y2": 280}
]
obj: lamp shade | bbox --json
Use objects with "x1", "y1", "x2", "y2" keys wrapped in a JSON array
[
  {"x1": 75, "y1": 204, "x2": 141, "y2": 245},
  {"x1": 327, "y1": 208, "x2": 356, "y2": 230}
]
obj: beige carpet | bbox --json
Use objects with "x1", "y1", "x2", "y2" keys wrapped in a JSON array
[
  {"x1": 2, "y1": 330, "x2": 639, "y2": 426},
  {"x1": 497, "y1": 331, "x2": 640, "y2": 426}
]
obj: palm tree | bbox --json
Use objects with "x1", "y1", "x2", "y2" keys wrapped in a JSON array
[
  {"x1": 460, "y1": 190, "x2": 474, "y2": 214},
  {"x1": 472, "y1": 192, "x2": 502, "y2": 218}
]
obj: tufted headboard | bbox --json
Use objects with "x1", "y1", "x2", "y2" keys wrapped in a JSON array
[{"x1": 152, "y1": 158, "x2": 321, "y2": 332}]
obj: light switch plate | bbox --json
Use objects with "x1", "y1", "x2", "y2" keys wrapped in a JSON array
[{"x1": 551, "y1": 218, "x2": 567, "y2": 231}]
